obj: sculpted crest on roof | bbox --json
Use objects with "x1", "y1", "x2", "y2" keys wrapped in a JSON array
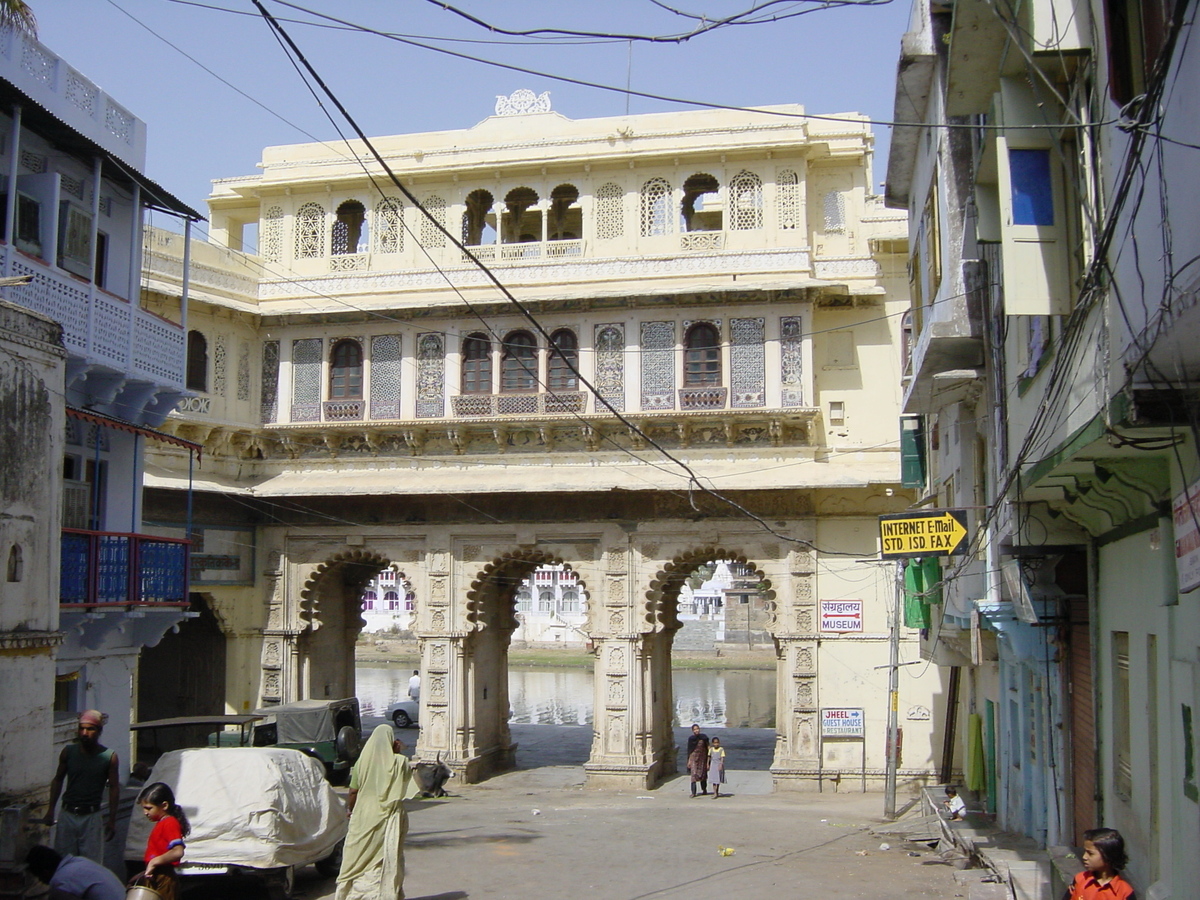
[{"x1": 495, "y1": 89, "x2": 552, "y2": 117}]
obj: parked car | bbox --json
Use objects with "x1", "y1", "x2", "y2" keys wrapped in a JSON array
[
  {"x1": 125, "y1": 747, "x2": 346, "y2": 900},
  {"x1": 252, "y1": 698, "x2": 361, "y2": 784},
  {"x1": 386, "y1": 699, "x2": 419, "y2": 728}
]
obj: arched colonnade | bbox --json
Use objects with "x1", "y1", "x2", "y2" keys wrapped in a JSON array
[{"x1": 257, "y1": 522, "x2": 823, "y2": 789}]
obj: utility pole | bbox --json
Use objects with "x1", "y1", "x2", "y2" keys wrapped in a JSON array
[{"x1": 884, "y1": 560, "x2": 902, "y2": 820}]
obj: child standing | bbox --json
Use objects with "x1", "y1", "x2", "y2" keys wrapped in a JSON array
[
  {"x1": 1067, "y1": 828, "x2": 1136, "y2": 900},
  {"x1": 709, "y1": 737, "x2": 727, "y2": 798},
  {"x1": 136, "y1": 782, "x2": 189, "y2": 900}
]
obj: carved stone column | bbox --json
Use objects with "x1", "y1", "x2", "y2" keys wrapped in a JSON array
[
  {"x1": 583, "y1": 544, "x2": 661, "y2": 788},
  {"x1": 771, "y1": 548, "x2": 821, "y2": 789}
]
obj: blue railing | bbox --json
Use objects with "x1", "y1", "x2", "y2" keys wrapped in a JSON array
[{"x1": 60, "y1": 530, "x2": 189, "y2": 605}]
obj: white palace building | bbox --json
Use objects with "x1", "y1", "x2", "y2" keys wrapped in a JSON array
[{"x1": 137, "y1": 91, "x2": 943, "y2": 790}]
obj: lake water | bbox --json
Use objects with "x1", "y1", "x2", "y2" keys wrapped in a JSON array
[{"x1": 356, "y1": 663, "x2": 776, "y2": 729}]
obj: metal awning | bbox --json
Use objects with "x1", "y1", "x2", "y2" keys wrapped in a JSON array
[{"x1": 67, "y1": 407, "x2": 201, "y2": 456}]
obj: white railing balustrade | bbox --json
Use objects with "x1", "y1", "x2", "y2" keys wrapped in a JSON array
[
  {"x1": 681, "y1": 232, "x2": 724, "y2": 252},
  {"x1": 6, "y1": 248, "x2": 184, "y2": 386},
  {"x1": 451, "y1": 392, "x2": 586, "y2": 417}
]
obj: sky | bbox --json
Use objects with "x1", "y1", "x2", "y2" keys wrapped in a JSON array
[{"x1": 33, "y1": 0, "x2": 912, "y2": 237}]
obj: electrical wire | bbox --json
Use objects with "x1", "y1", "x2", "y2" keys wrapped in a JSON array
[
  {"x1": 423, "y1": 0, "x2": 894, "y2": 44},
  {"x1": 261, "y1": 0, "x2": 1114, "y2": 133}
]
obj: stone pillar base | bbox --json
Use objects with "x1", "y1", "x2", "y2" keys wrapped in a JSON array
[
  {"x1": 770, "y1": 765, "x2": 826, "y2": 792},
  {"x1": 447, "y1": 743, "x2": 518, "y2": 784},
  {"x1": 583, "y1": 760, "x2": 661, "y2": 790},
  {"x1": 771, "y1": 767, "x2": 939, "y2": 793}
]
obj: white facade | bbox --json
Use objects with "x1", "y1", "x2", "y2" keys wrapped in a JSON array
[{"x1": 140, "y1": 95, "x2": 948, "y2": 791}]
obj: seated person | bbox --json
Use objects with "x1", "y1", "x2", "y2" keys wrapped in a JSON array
[
  {"x1": 942, "y1": 786, "x2": 966, "y2": 820},
  {"x1": 26, "y1": 845, "x2": 124, "y2": 900}
]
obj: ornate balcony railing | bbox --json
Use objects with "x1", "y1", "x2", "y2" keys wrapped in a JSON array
[
  {"x1": 451, "y1": 391, "x2": 587, "y2": 417},
  {"x1": 60, "y1": 529, "x2": 189, "y2": 605},
  {"x1": 681, "y1": 232, "x2": 724, "y2": 252},
  {"x1": 3, "y1": 249, "x2": 185, "y2": 386},
  {"x1": 679, "y1": 387, "x2": 728, "y2": 410},
  {"x1": 323, "y1": 399, "x2": 365, "y2": 421}
]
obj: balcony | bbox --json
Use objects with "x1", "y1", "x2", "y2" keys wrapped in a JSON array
[
  {"x1": 60, "y1": 529, "x2": 189, "y2": 606},
  {"x1": 4, "y1": 246, "x2": 186, "y2": 388},
  {"x1": 451, "y1": 392, "x2": 587, "y2": 417}
]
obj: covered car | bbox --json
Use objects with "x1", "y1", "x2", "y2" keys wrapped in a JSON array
[{"x1": 125, "y1": 747, "x2": 346, "y2": 897}]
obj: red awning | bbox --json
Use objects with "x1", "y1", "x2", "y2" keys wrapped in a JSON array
[{"x1": 67, "y1": 407, "x2": 201, "y2": 457}]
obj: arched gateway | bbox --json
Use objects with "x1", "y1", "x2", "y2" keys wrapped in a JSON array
[
  {"x1": 143, "y1": 102, "x2": 938, "y2": 794},
  {"x1": 257, "y1": 524, "x2": 824, "y2": 789}
]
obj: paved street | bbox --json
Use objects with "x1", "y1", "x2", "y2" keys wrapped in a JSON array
[{"x1": 276, "y1": 723, "x2": 968, "y2": 900}]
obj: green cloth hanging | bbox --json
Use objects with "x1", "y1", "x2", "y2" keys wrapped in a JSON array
[
  {"x1": 903, "y1": 559, "x2": 931, "y2": 629},
  {"x1": 965, "y1": 712, "x2": 986, "y2": 792},
  {"x1": 922, "y1": 556, "x2": 943, "y2": 605}
]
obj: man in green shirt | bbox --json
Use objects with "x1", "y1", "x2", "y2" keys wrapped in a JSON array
[{"x1": 38, "y1": 711, "x2": 120, "y2": 864}]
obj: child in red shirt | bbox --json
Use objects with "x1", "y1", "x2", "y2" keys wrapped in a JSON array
[
  {"x1": 1067, "y1": 828, "x2": 1136, "y2": 900},
  {"x1": 136, "y1": 782, "x2": 189, "y2": 900}
]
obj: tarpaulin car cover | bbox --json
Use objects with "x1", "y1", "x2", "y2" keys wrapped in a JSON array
[{"x1": 125, "y1": 748, "x2": 347, "y2": 869}]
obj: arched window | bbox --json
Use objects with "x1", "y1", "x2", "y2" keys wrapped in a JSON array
[
  {"x1": 332, "y1": 200, "x2": 366, "y2": 254},
  {"x1": 462, "y1": 189, "x2": 495, "y2": 246},
  {"x1": 329, "y1": 339, "x2": 364, "y2": 399},
  {"x1": 295, "y1": 202, "x2": 324, "y2": 258},
  {"x1": 516, "y1": 587, "x2": 532, "y2": 612},
  {"x1": 186, "y1": 330, "x2": 208, "y2": 392},
  {"x1": 384, "y1": 590, "x2": 399, "y2": 611},
  {"x1": 362, "y1": 590, "x2": 376, "y2": 611},
  {"x1": 462, "y1": 333, "x2": 492, "y2": 394},
  {"x1": 538, "y1": 590, "x2": 554, "y2": 613},
  {"x1": 549, "y1": 184, "x2": 580, "y2": 240},
  {"x1": 681, "y1": 173, "x2": 720, "y2": 232},
  {"x1": 548, "y1": 329, "x2": 578, "y2": 392},
  {"x1": 503, "y1": 187, "x2": 540, "y2": 244},
  {"x1": 502, "y1": 330, "x2": 538, "y2": 392},
  {"x1": 404, "y1": 591, "x2": 415, "y2": 611},
  {"x1": 262, "y1": 206, "x2": 284, "y2": 262},
  {"x1": 374, "y1": 198, "x2": 403, "y2": 254},
  {"x1": 596, "y1": 182, "x2": 624, "y2": 240},
  {"x1": 730, "y1": 170, "x2": 763, "y2": 230},
  {"x1": 561, "y1": 590, "x2": 579, "y2": 613},
  {"x1": 640, "y1": 177, "x2": 672, "y2": 236},
  {"x1": 684, "y1": 322, "x2": 721, "y2": 386}
]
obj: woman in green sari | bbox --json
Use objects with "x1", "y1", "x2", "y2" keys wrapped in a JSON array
[{"x1": 336, "y1": 724, "x2": 421, "y2": 900}]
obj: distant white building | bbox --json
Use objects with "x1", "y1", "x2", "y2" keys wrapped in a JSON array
[
  {"x1": 358, "y1": 563, "x2": 588, "y2": 644},
  {"x1": 359, "y1": 565, "x2": 416, "y2": 633}
]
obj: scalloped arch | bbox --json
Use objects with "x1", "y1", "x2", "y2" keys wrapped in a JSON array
[
  {"x1": 643, "y1": 546, "x2": 775, "y2": 634},
  {"x1": 299, "y1": 548, "x2": 393, "y2": 629},
  {"x1": 466, "y1": 549, "x2": 591, "y2": 635}
]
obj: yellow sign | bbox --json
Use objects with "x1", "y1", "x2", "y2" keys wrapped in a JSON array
[{"x1": 878, "y1": 509, "x2": 969, "y2": 558}]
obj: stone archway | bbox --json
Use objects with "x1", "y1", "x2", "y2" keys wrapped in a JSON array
[
  {"x1": 641, "y1": 546, "x2": 776, "y2": 780},
  {"x1": 137, "y1": 592, "x2": 229, "y2": 755},
  {"x1": 297, "y1": 549, "x2": 392, "y2": 701},
  {"x1": 416, "y1": 547, "x2": 592, "y2": 782}
]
